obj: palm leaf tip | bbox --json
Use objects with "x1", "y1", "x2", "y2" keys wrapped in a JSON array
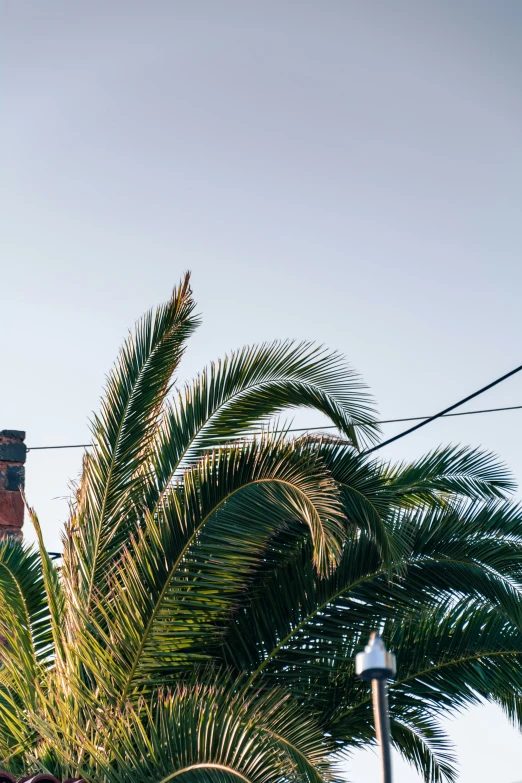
[
  {"x1": 386, "y1": 445, "x2": 516, "y2": 506},
  {"x1": 67, "y1": 272, "x2": 200, "y2": 607}
]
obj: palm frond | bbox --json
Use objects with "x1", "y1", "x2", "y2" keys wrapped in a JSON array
[
  {"x1": 224, "y1": 498, "x2": 522, "y2": 693},
  {"x1": 25, "y1": 502, "x2": 65, "y2": 667},
  {"x1": 307, "y1": 440, "x2": 401, "y2": 564},
  {"x1": 0, "y1": 539, "x2": 53, "y2": 769},
  {"x1": 0, "y1": 683, "x2": 40, "y2": 772},
  {"x1": 145, "y1": 341, "x2": 379, "y2": 513},
  {"x1": 329, "y1": 600, "x2": 522, "y2": 742},
  {"x1": 33, "y1": 679, "x2": 337, "y2": 783},
  {"x1": 390, "y1": 714, "x2": 456, "y2": 783},
  {"x1": 385, "y1": 445, "x2": 516, "y2": 506},
  {"x1": 0, "y1": 540, "x2": 51, "y2": 692},
  {"x1": 63, "y1": 274, "x2": 198, "y2": 610},
  {"x1": 74, "y1": 435, "x2": 345, "y2": 704}
]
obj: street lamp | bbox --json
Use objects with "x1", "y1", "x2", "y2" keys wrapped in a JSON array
[{"x1": 355, "y1": 632, "x2": 396, "y2": 783}]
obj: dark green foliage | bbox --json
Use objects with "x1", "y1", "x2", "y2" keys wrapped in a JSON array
[{"x1": 0, "y1": 276, "x2": 520, "y2": 783}]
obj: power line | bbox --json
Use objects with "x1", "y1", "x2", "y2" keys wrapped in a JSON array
[
  {"x1": 28, "y1": 443, "x2": 92, "y2": 451},
  {"x1": 26, "y1": 402, "x2": 522, "y2": 452},
  {"x1": 287, "y1": 404, "x2": 522, "y2": 431},
  {"x1": 364, "y1": 363, "x2": 522, "y2": 455}
]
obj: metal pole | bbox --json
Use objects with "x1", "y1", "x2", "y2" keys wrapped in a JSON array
[
  {"x1": 372, "y1": 678, "x2": 393, "y2": 783},
  {"x1": 355, "y1": 633, "x2": 396, "y2": 783}
]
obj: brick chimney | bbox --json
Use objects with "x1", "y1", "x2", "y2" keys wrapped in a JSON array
[{"x1": 0, "y1": 431, "x2": 26, "y2": 538}]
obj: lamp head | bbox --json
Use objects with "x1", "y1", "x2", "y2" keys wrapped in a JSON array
[{"x1": 355, "y1": 632, "x2": 396, "y2": 681}]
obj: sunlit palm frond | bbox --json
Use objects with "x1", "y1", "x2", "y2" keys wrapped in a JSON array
[
  {"x1": 74, "y1": 435, "x2": 345, "y2": 704},
  {"x1": 145, "y1": 341, "x2": 379, "y2": 512},
  {"x1": 24, "y1": 504, "x2": 65, "y2": 668},
  {"x1": 85, "y1": 681, "x2": 337, "y2": 783},
  {"x1": 305, "y1": 439, "x2": 399, "y2": 563},
  {"x1": 63, "y1": 273, "x2": 199, "y2": 610}
]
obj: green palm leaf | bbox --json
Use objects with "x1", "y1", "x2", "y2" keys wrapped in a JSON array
[
  {"x1": 64, "y1": 273, "x2": 199, "y2": 610},
  {"x1": 100, "y1": 682, "x2": 337, "y2": 783},
  {"x1": 0, "y1": 539, "x2": 51, "y2": 687},
  {"x1": 145, "y1": 341, "x2": 379, "y2": 514},
  {"x1": 385, "y1": 445, "x2": 515, "y2": 506},
  {"x1": 0, "y1": 540, "x2": 53, "y2": 767},
  {"x1": 223, "y1": 499, "x2": 522, "y2": 695},
  {"x1": 25, "y1": 502, "x2": 65, "y2": 667},
  {"x1": 389, "y1": 713, "x2": 456, "y2": 783},
  {"x1": 75, "y1": 435, "x2": 345, "y2": 704}
]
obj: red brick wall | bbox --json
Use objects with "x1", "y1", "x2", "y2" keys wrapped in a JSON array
[{"x1": 0, "y1": 430, "x2": 26, "y2": 537}]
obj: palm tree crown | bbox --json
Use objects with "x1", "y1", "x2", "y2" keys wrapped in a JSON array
[{"x1": 0, "y1": 274, "x2": 521, "y2": 783}]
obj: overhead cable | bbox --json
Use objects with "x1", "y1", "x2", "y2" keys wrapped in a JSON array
[
  {"x1": 363, "y1": 363, "x2": 522, "y2": 454},
  {"x1": 27, "y1": 402, "x2": 522, "y2": 452}
]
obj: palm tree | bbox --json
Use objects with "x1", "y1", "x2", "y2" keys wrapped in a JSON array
[{"x1": 0, "y1": 273, "x2": 521, "y2": 783}]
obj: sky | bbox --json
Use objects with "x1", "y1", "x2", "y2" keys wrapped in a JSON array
[{"x1": 2, "y1": 1, "x2": 522, "y2": 780}]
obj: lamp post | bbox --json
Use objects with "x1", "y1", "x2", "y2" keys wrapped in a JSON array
[{"x1": 355, "y1": 632, "x2": 396, "y2": 783}]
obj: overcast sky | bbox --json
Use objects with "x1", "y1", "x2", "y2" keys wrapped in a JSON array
[{"x1": 2, "y1": 2, "x2": 522, "y2": 781}]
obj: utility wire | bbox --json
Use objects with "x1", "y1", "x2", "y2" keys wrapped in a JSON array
[
  {"x1": 27, "y1": 402, "x2": 522, "y2": 452},
  {"x1": 29, "y1": 443, "x2": 92, "y2": 451},
  {"x1": 282, "y1": 403, "x2": 522, "y2": 431},
  {"x1": 364, "y1": 363, "x2": 522, "y2": 455}
]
